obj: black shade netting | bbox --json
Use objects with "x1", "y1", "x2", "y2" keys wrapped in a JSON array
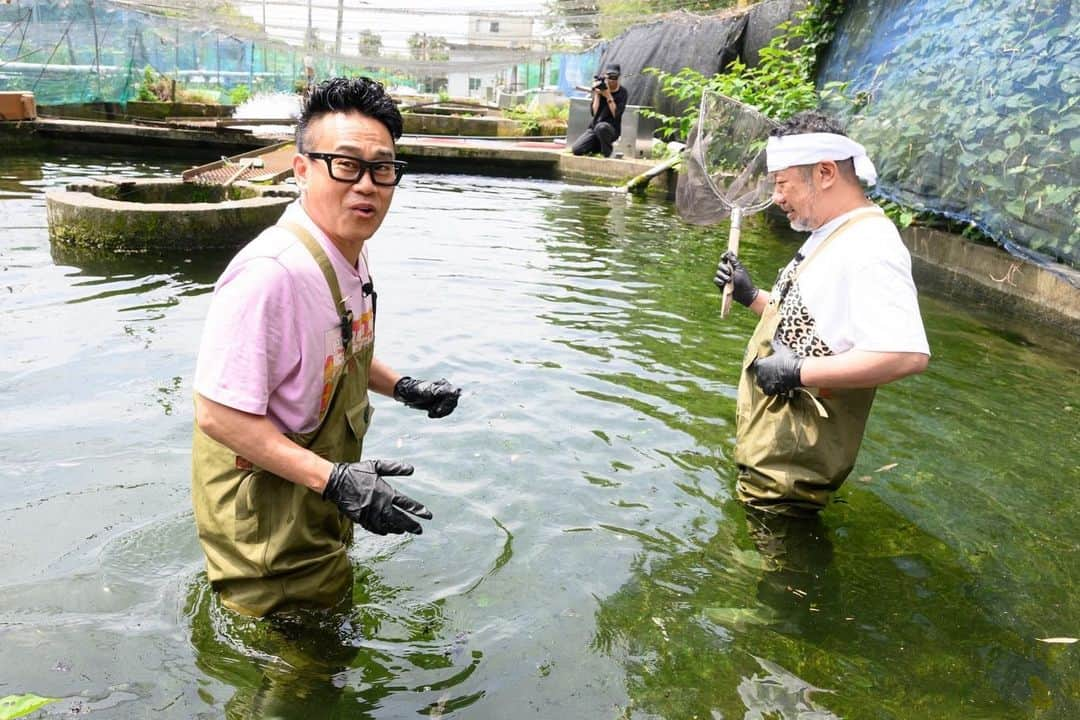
[
  {"x1": 677, "y1": 91, "x2": 776, "y2": 226},
  {"x1": 595, "y1": 10, "x2": 746, "y2": 120},
  {"x1": 818, "y1": 0, "x2": 1079, "y2": 271}
]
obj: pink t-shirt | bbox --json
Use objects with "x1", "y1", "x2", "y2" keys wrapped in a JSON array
[{"x1": 194, "y1": 201, "x2": 376, "y2": 434}]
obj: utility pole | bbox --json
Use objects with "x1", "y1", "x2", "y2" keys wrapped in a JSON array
[
  {"x1": 174, "y1": 19, "x2": 180, "y2": 101},
  {"x1": 335, "y1": 0, "x2": 344, "y2": 58},
  {"x1": 89, "y1": 0, "x2": 102, "y2": 98},
  {"x1": 261, "y1": 0, "x2": 267, "y2": 80}
]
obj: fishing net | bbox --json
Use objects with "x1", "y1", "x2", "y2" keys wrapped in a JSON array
[
  {"x1": 818, "y1": 0, "x2": 1079, "y2": 272},
  {"x1": 676, "y1": 91, "x2": 777, "y2": 317},
  {"x1": 676, "y1": 90, "x2": 776, "y2": 225}
]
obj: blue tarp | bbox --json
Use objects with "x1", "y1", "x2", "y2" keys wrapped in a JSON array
[{"x1": 555, "y1": 45, "x2": 605, "y2": 99}]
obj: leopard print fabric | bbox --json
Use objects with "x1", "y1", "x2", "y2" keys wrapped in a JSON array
[{"x1": 772, "y1": 258, "x2": 833, "y2": 358}]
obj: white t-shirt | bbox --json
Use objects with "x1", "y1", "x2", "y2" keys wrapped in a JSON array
[
  {"x1": 776, "y1": 206, "x2": 930, "y2": 356},
  {"x1": 193, "y1": 201, "x2": 376, "y2": 434}
]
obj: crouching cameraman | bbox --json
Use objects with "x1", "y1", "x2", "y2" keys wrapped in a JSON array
[{"x1": 572, "y1": 63, "x2": 628, "y2": 158}]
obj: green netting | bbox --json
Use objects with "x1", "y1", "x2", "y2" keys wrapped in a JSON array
[
  {"x1": 0, "y1": 1, "x2": 304, "y2": 105},
  {"x1": 819, "y1": 0, "x2": 1079, "y2": 271},
  {"x1": 1, "y1": 0, "x2": 563, "y2": 107}
]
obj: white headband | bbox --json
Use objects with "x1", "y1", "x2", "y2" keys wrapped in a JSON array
[{"x1": 766, "y1": 132, "x2": 878, "y2": 186}]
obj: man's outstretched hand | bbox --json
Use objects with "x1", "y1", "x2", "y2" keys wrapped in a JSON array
[
  {"x1": 393, "y1": 377, "x2": 461, "y2": 418},
  {"x1": 323, "y1": 460, "x2": 432, "y2": 535}
]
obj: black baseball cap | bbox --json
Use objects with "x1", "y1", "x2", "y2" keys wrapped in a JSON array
[{"x1": 604, "y1": 63, "x2": 621, "y2": 78}]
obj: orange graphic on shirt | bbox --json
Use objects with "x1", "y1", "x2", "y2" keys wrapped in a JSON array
[
  {"x1": 357, "y1": 310, "x2": 373, "y2": 343},
  {"x1": 320, "y1": 354, "x2": 336, "y2": 414}
]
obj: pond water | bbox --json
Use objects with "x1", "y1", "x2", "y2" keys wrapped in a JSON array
[{"x1": 0, "y1": 150, "x2": 1077, "y2": 719}]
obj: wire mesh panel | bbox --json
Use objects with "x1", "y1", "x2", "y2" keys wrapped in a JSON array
[{"x1": 183, "y1": 142, "x2": 296, "y2": 186}]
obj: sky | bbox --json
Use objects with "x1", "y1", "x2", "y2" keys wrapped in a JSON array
[{"x1": 236, "y1": 0, "x2": 554, "y2": 55}]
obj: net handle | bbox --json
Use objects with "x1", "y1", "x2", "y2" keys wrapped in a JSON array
[{"x1": 720, "y1": 206, "x2": 742, "y2": 318}]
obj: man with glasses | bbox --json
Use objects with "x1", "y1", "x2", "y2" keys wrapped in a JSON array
[
  {"x1": 191, "y1": 77, "x2": 461, "y2": 617},
  {"x1": 572, "y1": 63, "x2": 628, "y2": 158}
]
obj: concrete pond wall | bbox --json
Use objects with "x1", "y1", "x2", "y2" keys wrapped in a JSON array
[
  {"x1": 39, "y1": 102, "x2": 236, "y2": 121},
  {"x1": 46, "y1": 178, "x2": 297, "y2": 254},
  {"x1": 902, "y1": 227, "x2": 1080, "y2": 342},
  {"x1": 402, "y1": 113, "x2": 527, "y2": 137}
]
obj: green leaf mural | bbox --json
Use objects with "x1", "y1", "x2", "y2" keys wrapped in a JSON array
[{"x1": 820, "y1": 0, "x2": 1079, "y2": 268}]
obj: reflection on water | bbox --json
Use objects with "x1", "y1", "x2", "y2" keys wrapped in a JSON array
[
  {"x1": 187, "y1": 571, "x2": 484, "y2": 719},
  {"x1": 0, "y1": 155, "x2": 1077, "y2": 719},
  {"x1": 186, "y1": 518, "x2": 512, "y2": 718}
]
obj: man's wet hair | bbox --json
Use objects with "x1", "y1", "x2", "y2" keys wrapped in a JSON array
[
  {"x1": 297, "y1": 77, "x2": 403, "y2": 152},
  {"x1": 770, "y1": 110, "x2": 857, "y2": 182}
]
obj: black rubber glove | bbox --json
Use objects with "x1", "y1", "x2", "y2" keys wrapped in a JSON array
[
  {"x1": 393, "y1": 376, "x2": 461, "y2": 418},
  {"x1": 713, "y1": 250, "x2": 759, "y2": 307},
  {"x1": 323, "y1": 460, "x2": 432, "y2": 535},
  {"x1": 752, "y1": 342, "x2": 804, "y2": 396}
]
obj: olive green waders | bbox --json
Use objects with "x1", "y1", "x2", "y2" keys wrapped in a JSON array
[
  {"x1": 735, "y1": 209, "x2": 881, "y2": 516},
  {"x1": 192, "y1": 222, "x2": 373, "y2": 616}
]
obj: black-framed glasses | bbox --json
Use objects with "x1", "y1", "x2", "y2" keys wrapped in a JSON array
[{"x1": 305, "y1": 152, "x2": 407, "y2": 186}]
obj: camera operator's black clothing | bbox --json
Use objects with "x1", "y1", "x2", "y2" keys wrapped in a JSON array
[
  {"x1": 592, "y1": 85, "x2": 627, "y2": 137},
  {"x1": 572, "y1": 86, "x2": 628, "y2": 158}
]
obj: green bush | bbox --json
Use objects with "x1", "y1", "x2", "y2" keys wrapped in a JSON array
[
  {"x1": 136, "y1": 66, "x2": 173, "y2": 102},
  {"x1": 504, "y1": 103, "x2": 540, "y2": 136},
  {"x1": 179, "y1": 88, "x2": 222, "y2": 105},
  {"x1": 229, "y1": 84, "x2": 251, "y2": 105}
]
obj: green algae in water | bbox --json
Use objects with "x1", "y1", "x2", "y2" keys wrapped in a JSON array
[{"x1": 1, "y1": 155, "x2": 1078, "y2": 718}]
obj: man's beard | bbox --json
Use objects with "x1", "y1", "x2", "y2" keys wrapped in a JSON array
[
  {"x1": 789, "y1": 216, "x2": 815, "y2": 232},
  {"x1": 788, "y1": 185, "x2": 819, "y2": 232}
]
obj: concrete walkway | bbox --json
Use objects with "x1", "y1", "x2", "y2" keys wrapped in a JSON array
[
  {"x1": 7, "y1": 119, "x2": 672, "y2": 193},
  {"x1": 397, "y1": 135, "x2": 668, "y2": 193}
]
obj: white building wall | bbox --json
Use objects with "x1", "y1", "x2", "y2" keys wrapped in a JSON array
[
  {"x1": 466, "y1": 16, "x2": 534, "y2": 48},
  {"x1": 447, "y1": 69, "x2": 501, "y2": 100}
]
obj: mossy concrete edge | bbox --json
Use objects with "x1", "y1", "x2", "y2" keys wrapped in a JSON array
[
  {"x1": 902, "y1": 226, "x2": 1080, "y2": 342},
  {"x1": 46, "y1": 182, "x2": 296, "y2": 254}
]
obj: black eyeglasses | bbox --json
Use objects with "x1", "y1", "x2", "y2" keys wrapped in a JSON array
[{"x1": 305, "y1": 152, "x2": 407, "y2": 186}]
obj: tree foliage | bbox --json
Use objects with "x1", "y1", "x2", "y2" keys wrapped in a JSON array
[
  {"x1": 544, "y1": 1, "x2": 601, "y2": 42},
  {"x1": 599, "y1": 0, "x2": 738, "y2": 38},
  {"x1": 358, "y1": 30, "x2": 382, "y2": 58},
  {"x1": 546, "y1": 0, "x2": 739, "y2": 42},
  {"x1": 407, "y1": 33, "x2": 449, "y2": 62}
]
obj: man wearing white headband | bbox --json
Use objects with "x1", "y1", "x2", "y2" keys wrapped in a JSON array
[{"x1": 714, "y1": 111, "x2": 930, "y2": 516}]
